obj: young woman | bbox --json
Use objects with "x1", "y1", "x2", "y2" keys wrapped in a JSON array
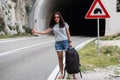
[{"x1": 32, "y1": 12, "x2": 77, "y2": 79}]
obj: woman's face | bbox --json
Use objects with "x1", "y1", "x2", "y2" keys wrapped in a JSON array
[{"x1": 54, "y1": 14, "x2": 60, "y2": 23}]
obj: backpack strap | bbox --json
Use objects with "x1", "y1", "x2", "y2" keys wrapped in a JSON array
[
  {"x1": 79, "y1": 68, "x2": 82, "y2": 78},
  {"x1": 63, "y1": 66, "x2": 66, "y2": 79}
]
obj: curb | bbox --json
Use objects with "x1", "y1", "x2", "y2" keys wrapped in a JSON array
[{"x1": 47, "y1": 38, "x2": 96, "y2": 80}]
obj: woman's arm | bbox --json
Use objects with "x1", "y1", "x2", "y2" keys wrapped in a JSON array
[
  {"x1": 66, "y1": 28, "x2": 72, "y2": 46},
  {"x1": 32, "y1": 28, "x2": 51, "y2": 34},
  {"x1": 66, "y1": 28, "x2": 72, "y2": 42}
]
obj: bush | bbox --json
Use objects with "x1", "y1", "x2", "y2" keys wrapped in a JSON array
[
  {"x1": 8, "y1": 26, "x2": 13, "y2": 30},
  {"x1": 100, "y1": 33, "x2": 120, "y2": 40},
  {"x1": 25, "y1": 5, "x2": 31, "y2": 14},
  {"x1": 0, "y1": 25, "x2": 4, "y2": 31},
  {"x1": 23, "y1": 26, "x2": 32, "y2": 35},
  {"x1": 102, "y1": 46, "x2": 114, "y2": 55},
  {"x1": 102, "y1": 46, "x2": 120, "y2": 55}
]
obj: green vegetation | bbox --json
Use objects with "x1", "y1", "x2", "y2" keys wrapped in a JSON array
[
  {"x1": 23, "y1": 26, "x2": 33, "y2": 35},
  {"x1": 100, "y1": 33, "x2": 120, "y2": 40},
  {"x1": 0, "y1": 27, "x2": 35, "y2": 39},
  {"x1": 8, "y1": 25, "x2": 13, "y2": 30},
  {"x1": 0, "y1": 33, "x2": 32, "y2": 39},
  {"x1": 25, "y1": 5, "x2": 31, "y2": 14},
  {"x1": 78, "y1": 41, "x2": 120, "y2": 72},
  {"x1": 0, "y1": 23, "x2": 37, "y2": 39},
  {"x1": 0, "y1": 25, "x2": 4, "y2": 31},
  {"x1": 114, "y1": 70, "x2": 120, "y2": 75}
]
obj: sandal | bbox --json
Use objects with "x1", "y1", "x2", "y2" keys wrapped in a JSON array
[
  {"x1": 58, "y1": 74, "x2": 63, "y2": 79},
  {"x1": 73, "y1": 74, "x2": 77, "y2": 79}
]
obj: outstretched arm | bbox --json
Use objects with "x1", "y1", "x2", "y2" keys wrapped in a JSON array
[{"x1": 32, "y1": 28, "x2": 51, "y2": 34}]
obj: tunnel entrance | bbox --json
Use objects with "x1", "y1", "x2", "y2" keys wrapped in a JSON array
[{"x1": 53, "y1": 0, "x2": 105, "y2": 36}]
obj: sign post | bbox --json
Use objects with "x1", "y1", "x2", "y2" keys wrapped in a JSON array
[
  {"x1": 97, "y1": 18, "x2": 100, "y2": 54},
  {"x1": 85, "y1": 0, "x2": 110, "y2": 54}
]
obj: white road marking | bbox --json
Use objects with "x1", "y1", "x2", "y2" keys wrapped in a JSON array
[
  {"x1": 47, "y1": 65, "x2": 59, "y2": 80},
  {"x1": 0, "y1": 40, "x2": 54, "y2": 56}
]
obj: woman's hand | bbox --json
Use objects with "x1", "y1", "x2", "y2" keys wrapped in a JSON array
[
  {"x1": 32, "y1": 28, "x2": 51, "y2": 34},
  {"x1": 32, "y1": 29, "x2": 37, "y2": 34},
  {"x1": 69, "y1": 41, "x2": 73, "y2": 47}
]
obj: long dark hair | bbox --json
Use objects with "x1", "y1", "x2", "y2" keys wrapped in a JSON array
[{"x1": 49, "y1": 12, "x2": 65, "y2": 28}]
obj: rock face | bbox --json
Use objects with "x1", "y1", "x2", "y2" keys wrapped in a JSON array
[{"x1": 0, "y1": 0, "x2": 36, "y2": 35}]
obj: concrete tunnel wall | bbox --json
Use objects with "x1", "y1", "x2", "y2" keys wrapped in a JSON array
[
  {"x1": 104, "y1": 0, "x2": 120, "y2": 36},
  {"x1": 29, "y1": 0, "x2": 120, "y2": 36}
]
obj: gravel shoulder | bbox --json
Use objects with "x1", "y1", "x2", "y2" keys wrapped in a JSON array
[
  {"x1": 100, "y1": 40, "x2": 120, "y2": 47},
  {"x1": 80, "y1": 64, "x2": 120, "y2": 80}
]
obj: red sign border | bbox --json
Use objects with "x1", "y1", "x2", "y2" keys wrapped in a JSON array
[{"x1": 85, "y1": 0, "x2": 110, "y2": 19}]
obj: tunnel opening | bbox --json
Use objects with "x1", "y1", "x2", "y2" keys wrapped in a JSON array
[{"x1": 52, "y1": 0, "x2": 105, "y2": 36}]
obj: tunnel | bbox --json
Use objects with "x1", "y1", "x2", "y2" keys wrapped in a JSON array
[{"x1": 31, "y1": 0, "x2": 106, "y2": 36}]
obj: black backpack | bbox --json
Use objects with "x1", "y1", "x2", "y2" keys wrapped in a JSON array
[{"x1": 63, "y1": 47, "x2": 82, "y2": 78}]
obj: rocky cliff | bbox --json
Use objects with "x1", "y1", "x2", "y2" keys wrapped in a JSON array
[{"x1": 0, "y1": 0, "x2": 36, "y2": 35}]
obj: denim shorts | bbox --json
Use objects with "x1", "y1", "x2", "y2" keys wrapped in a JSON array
[{"x1": 55, "y1": 40, "x2": 69, "y2": 51}]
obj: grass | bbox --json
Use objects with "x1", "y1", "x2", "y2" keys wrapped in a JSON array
[
  {"x1": 78, "y1": 41, "x2": 120, "y2": 72},
  {"x1": 0, "y1": 26, "x2": 36, "y2": 39},
  {"x1": 0, "y1": 33, "x2": 37, "y2": 39},
  {"x1": 100, "y1": 33, "x2": 120, "y2": 40},
  {"x1": 0, "y1": 28, "x2": 39, "y2": 39},
  {"x1": 114, "y1": 71, "x2": 120, "y2": 75}
]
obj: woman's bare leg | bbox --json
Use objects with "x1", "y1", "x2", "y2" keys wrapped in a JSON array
[{"x1": 57, "y1": 51, "x2": 63, "y2": 79}]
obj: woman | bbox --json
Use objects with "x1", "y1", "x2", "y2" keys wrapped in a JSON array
[{"x1": 32, "y1": 12, "x2": 77, "y2": 79}]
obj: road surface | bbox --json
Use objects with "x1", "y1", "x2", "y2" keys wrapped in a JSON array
[{"x1": 0, "y1": 36, "x2": 92, "y2": 80}]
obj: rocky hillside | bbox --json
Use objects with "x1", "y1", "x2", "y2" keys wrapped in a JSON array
[{"x1": 0, "y1": 0, "x2": 36, "y2": 35}]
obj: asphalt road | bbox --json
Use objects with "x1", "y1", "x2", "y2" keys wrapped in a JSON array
[{"x1": 0, "y1": 36, "x2": 93, "y2": 80}]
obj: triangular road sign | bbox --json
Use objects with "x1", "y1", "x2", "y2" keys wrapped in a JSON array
[{"x1": 85, "y1": 0, "x2": 110, "y2": 19}]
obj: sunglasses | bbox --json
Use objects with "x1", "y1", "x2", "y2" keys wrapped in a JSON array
[{"x1": 54, "y1": 16, "x2": 60, "y2": 19}]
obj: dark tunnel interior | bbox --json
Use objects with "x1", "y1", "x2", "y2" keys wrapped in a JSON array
[{"x1": 53, "y1": 0, "x2": 105, "y2": 36}]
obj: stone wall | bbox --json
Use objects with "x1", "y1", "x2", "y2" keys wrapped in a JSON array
[{"x1": 0, "y1": 0, "x2": 36, "y2": 35}]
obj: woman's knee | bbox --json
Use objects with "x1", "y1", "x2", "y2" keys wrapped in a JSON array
[{"x1": 57, "y1": 51, "x2": 63, "y2": 60}]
